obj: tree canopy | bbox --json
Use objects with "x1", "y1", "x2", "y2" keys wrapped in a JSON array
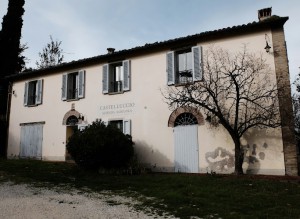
[
  {"x1": 36, "y1": 35, "x2": 64, "y2": 69},
  {"x1": 0, "y1": 0, "x2": 25, "y2": 76}
]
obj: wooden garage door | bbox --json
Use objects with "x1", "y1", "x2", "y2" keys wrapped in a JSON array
[{"x1": 20, "y1": 123, "x2": 43, "y2": 159}]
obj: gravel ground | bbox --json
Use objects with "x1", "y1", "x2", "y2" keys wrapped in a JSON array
[{"x1": 0, "y1": 182, "x2": 175, "y2": 219}]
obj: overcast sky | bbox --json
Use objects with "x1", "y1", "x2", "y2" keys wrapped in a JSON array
[{"x1": 0, "y1": 0, "x2": 299, "y2": 84}]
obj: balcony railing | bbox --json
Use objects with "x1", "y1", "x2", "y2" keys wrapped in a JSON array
[
  {"x1": 177, "y1": 70, "x2": 193, "y2": 84},
  {"x1": 110, "y1": 81, "x2": 122, "y2": 93}
]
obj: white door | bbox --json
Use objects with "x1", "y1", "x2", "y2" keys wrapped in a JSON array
[
  {"x1": 174, "y1": 125, "x2": 199, "y2": 173},
  {"x1": 20, "y1": 123, "x2": 43, "y2": 159}
]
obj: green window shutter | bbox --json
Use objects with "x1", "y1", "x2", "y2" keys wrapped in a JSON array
[
  {"x1": 24, "y1": 82, "x2": 29, "y2": 106},
  {"x1": 78, "y1": 70, "x2": 85, "y2": 98},
  {"x1": 167, "y1": 51, "x2": 175, "y2": 85},
  {"x1": 123, "y1": 60, "x2": 131, "y2": 91},
  {"x1": 62, "y1": 74, "x2": 67, "y2": 100},
  {"x1": 35, "y1": 79, "x2": 43, "y2": 105},
  {"x1": 123, "y1": 119, "x2": 131, "y2": 135},
  {"x1": 192, "y1": 46, "x2": 203, "y2": 82},
  {"x1": 102, "y1": 64, "x2": 109, "y2": 94}
]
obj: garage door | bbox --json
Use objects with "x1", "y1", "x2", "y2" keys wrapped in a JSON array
[{"x1": 20, "y1": 123, "x2": 43, "y2": 159}]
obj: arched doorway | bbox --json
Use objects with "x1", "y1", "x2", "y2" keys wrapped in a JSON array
[
  {"x1": 63, "y1": 110, "x2": 82, "y2": 161},
  {"x1": 168, "y1": 107, "x2": 204, "y2": 173}
]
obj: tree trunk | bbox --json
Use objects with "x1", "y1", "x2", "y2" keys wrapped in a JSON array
[{"x1": 234, "y1": 137, "x2": 244, "y2": 175}]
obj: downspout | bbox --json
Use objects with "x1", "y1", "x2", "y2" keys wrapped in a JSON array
[{"x1": 5, "y1": 81, "x2": 13, "y2": 158}]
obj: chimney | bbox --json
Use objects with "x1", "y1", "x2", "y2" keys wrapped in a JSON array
[
  {"x1": 258, "y1": 7, "x2": 272, "y2": 21},
  {"x1": 107, "y1": 48, "x2": 115, "y2": 54}
]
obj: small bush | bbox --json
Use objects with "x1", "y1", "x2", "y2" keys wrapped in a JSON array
[{"x1": 66, "y1": 119, "x2": 134, "y2": 170}]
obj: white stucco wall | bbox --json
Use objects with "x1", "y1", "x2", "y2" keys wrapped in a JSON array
[{"x1": 7, "y1": 29, "x2": 285, "y2": 175}]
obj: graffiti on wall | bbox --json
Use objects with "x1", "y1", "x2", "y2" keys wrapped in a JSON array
[
  {"x1": 205, "y1": 143, "x2": 268, "y2": 173},
  {"x1": 205, "y1": 147, "x2": 234, "y2": 173}
]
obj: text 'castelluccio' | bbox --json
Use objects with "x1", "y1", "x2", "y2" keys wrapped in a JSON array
[{"x1": 99, "y1": 103, "x2": 135, "y2": 115}]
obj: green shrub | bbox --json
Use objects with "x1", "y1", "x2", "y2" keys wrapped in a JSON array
[
  {"x1": 66, "y1": 119, "x2": 134, "y2": 170},
  {"x1": 0, "y1": 119, "x2": 7, "y2": 157}
]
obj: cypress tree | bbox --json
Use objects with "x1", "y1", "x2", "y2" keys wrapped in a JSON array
[
  {"x1": 0, "y1": 0, "x2": 25, "y2": 157},
  {"x1": 0, "y1": 0, "x2": 25, "y2": 77}
]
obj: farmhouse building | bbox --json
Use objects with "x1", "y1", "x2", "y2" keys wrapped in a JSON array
[{"x1": 6, "y1": 8, "x2": 299, "y2": 175}]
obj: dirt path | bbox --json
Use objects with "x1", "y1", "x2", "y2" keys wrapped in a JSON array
[{"x1": 0, "y1": 182, "x2": 171, "y2": 219}]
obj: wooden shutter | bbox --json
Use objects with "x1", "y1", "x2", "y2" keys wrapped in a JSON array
[
  {"x1": 35, "y1": 79, "x2": 43, "y2": 105},
  {"x1": 123, "y1": 60, "x2": 130, "y2": 91},
  {"x1": 61, "y1": 74, "x2": 67, "y2": 100},
  {"x1": 166, "y1": 51, "x2": 175, "y2": 85},
  {"x1": 78, "y1": 70, "x2": 85, "y2": 98},
  {"x1": 24, "y1": 82, "x2": 29, "y2": 106},
  {"x1": 102, "y1": 64, "x2": 109, "y2": 94},
  {"x1": 123, "y1": 119, "x2": 131, "y2": 135},
  {"x1": 192, "y1": 46, "x2": 202, "y2": 82}
]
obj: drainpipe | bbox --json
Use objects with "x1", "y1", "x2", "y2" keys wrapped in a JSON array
[{"x1": 5, "y1": 81, "x2": 13, "y2": 158}]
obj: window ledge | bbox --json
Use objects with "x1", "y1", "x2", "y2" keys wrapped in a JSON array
[
  {"x1": 26, "y1": 104, "x2": 39, "y2": 107},
  {"x1": 108, "y1": 91, "x2": 124, "y2": 95},
  {"x1": 65, "y1": 98, "x2": 80, "y2": 102},
  {"x1": 174, "y1": 82, "x2": 194, "y2": 87}
]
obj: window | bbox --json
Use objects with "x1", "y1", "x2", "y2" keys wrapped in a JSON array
[
  {"x1": 167, "y1": 46, "x2": 203, "y2": 85},
  {"x1": 102, "y1": 60, "x2": 130, "y2": 94},
  {"x1": 24, "y1": 79, "x2": 43, "y2": 106},
  {"x1": 109, "y1": 119, "x2": 131, "y2": 135},
  {"x1": 174, "y1": 113, "x2": 198, "y2": 127},
  {"x1": 62, "y1": 70, "x2": 85, "y2": 101}
]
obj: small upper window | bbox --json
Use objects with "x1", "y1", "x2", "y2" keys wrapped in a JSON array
[
  {"x1": 102, "y1": 60, "x2": 130, "y2": 94},
  {"x1": 24, "y1": 79, "x2": 43, "y2": 106},
  {"x1": 62, "y1": 70, "x2": 85, "y2": 101},
  {"x1": 167, "y1": 46, "x2": 203, "y2": 85}
]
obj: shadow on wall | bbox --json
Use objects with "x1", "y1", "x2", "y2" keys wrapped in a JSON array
[
  {"x1": 243, "y1": 143, "x2": 267, "y2": 174},
  {"x1": 243, "y1": 128, "x2": 282, "y2": 174},
  {"x1": 6, "y1": 134, "x2": 20, "y2": 159},
  {"x1": 134, "y1": 140, "x2": 174, "y2": 172}
]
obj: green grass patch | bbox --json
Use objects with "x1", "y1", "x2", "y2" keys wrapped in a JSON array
[{"x1": 0, "y1": 159, "x2": 300, "y2": 219}]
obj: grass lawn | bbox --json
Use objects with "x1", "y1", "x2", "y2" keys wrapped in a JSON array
[{"x1": 0, "y1": 159, "x2": 299, "y2": 219}]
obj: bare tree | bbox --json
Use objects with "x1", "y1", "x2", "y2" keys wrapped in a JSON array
[
  {"x1": 36, "y1": 35, "x2": 64, "y2": 69},
  {"x1": 164, "y1": 45, "x2": 281, "y2": 175},
  {"x1": 292, "y1": 69, "x2": 300, "y2": 153},
  {"x1": 292, "y1": 94, "x2": 300, "y2": 138}
]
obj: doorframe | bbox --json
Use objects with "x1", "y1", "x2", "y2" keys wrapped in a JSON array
[{"x1": 168, "y1": 107, "x2": 205, "y2": 173}]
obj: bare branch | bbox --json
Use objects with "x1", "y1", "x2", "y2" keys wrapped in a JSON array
[{"x1": 163, "y1": 45, "x2": 281, "y2": 174}]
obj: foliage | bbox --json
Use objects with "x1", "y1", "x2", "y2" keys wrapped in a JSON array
[
  {"x1": 36, "y1": 35, "x2": 64, "y2": 69},
  {"x1": 66, "y1": 120, "x2": 134, "y2": 170},
  {"x1": 292, "y1": 74, "x2": 300, "y2": 155},
  {"x1": 292, "y1": 94, "x2": 300, "y2": 134},
  {"x1": 0, "y1": 0, "x2": 25, "y2": 76},
  {"x1": 16, "y1": 43, "x2": 29, "y2": 72},
  {"x1": 164, "y1": 45, "x2": 280, "y2": 174},
  {"x1": 0, "y1": 119, "x2": 6, "y2": 157},
  {"x1": 1, "y1": 159, "x2": 300, "y2": 219}
]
